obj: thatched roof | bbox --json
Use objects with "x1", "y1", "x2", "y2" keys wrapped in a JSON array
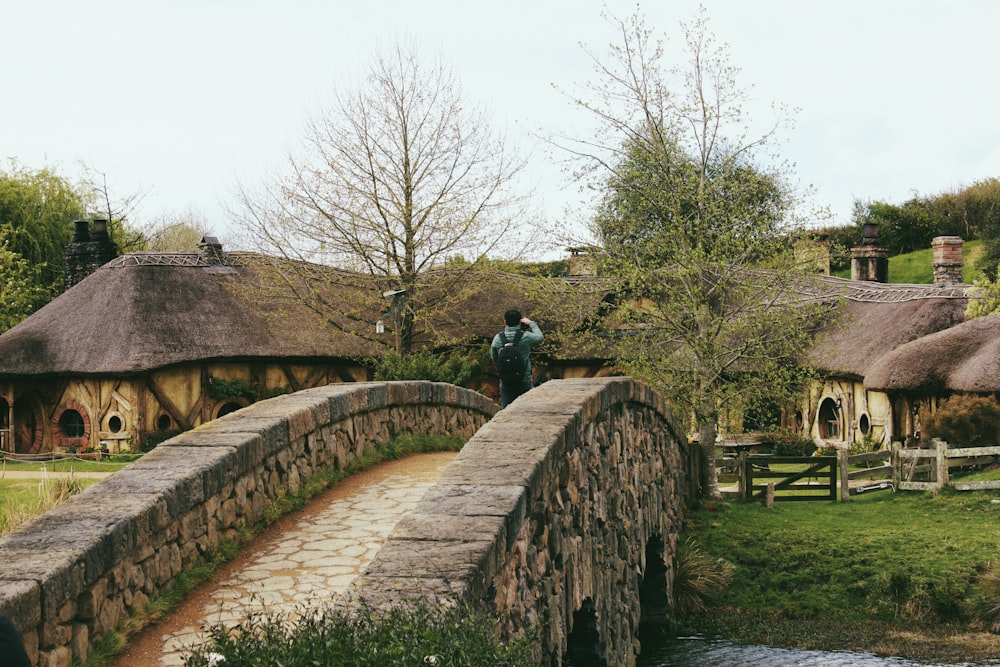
[
  {"x1": 0, "y1": 245, "x2": 972, "y2": 381},
  {"x1": 0, "y1": 251, "x2": 616, "y2": 378},
  {"x1": 804, "y1": 276, "x2": 969, "y2": 380},
  {"x1": 0, "y1": 252, "x2": 387, "y2": 377},
  {"x1": 865, "y1": 313, "x2": 1000, "y2": 393}
]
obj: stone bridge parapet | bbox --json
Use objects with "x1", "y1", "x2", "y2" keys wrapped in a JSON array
[
  {"x1": 351, "y1": 377, "x2": 691, "y2": 666},
  {"x1": 0, "y1": 382, "x2": 496, "y2": 667}
]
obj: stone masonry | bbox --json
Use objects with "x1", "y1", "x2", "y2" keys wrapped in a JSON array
[
  {"x1": 351, "y1": 377, "x2": 691, "y2": 666},
  {"x1": 0, "y1": 378, "x2": 691, "y2": 666},
  {"x1": 0, "y1": 381, "x2": 496, "y2": 667}
]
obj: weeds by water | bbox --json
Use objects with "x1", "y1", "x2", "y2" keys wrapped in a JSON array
[
  {"x1": 675, "y1": 489, "x2": 1000, "y2": 662},
  {"x1": 184, "y1": 601, "x2": 533, "y2": 667}
]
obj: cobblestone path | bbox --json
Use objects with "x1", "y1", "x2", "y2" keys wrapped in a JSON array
[{"x1": 111, "y1": 452, "x2": 456, "y2": 666}]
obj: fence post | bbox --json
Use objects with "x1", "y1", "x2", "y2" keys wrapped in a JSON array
[
  {"x1": 739, "y1": 451, "x2": 748, "y2": 501},
  {"x1": 838, "y1": 448, "x2": 850, "y2": 501},
  {"x1": 891, "y1": 441, "x2": 901, "y2": 489},
  {"x1": 936, "y1": 439, "x2": 949, "y2": 489}
]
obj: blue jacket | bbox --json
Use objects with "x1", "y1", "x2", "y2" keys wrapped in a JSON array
[{"x1": 491, "y1": 321, "x2": 543, "y2": 385}]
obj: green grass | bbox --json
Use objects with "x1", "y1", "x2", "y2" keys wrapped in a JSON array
[
  {"x1": 1, "y1": 456, "x2": 137, "y2": 474},
  {"x1": 677, "y1": 489, "x2": 1000, "y2": 662},
  {"x1": 0, "y1": 476, "x2": 99, "y2": 536},
  {"x1": 831, "y1": 239, "x2": 983, "y2": 283}
]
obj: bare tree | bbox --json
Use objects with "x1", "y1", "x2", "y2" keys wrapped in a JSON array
[
  {"x1": 143, "y1": 210, "x2": 215, "y2": 252},
  {"x1": 232, "y1": 39, "x2": 532, "y2": 353}
]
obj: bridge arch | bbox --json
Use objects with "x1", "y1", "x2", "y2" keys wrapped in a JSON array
[{"x1": 351, "y1": 377, "x2": 691, "y2": 666}]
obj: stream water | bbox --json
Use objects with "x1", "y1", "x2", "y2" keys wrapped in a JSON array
[{"x1": 637, "y1": 635, "x2": 1000, "y2": 667}]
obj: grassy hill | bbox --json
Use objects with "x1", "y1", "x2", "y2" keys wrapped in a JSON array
[{"x1": 832, "y1": 240, "x2": 983, "y2": 284}]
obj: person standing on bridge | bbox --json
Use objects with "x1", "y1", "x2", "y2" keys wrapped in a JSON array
[{"x1": 491, "y1": 308, "x2": 543, "y2": 408}]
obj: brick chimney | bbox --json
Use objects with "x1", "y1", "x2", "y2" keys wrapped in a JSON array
[
  {"x1": 64, "y1": 219, "x2": 119, "y2": 289},
  {"x1": 851, "y1": 223, "x2": 888, "y2": 283},
  {"x1": 932, "y1": 236, "x2": 963, "y2": 286}
]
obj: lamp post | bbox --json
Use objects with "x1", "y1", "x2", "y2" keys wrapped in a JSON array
[{"x1": 380, "y1": 289, "x2": 407, "y2": 355}]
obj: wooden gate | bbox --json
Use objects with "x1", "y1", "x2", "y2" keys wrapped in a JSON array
[{"x1": 742, "y1": 455, "x2": 837, "y2": 501}]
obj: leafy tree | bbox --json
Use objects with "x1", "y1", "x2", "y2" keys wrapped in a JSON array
[
  {"x1": 849, "y1": 199, "x2": 938, "y2": 257},
  {"x1": 922, "y1": 394, "x2": 1000, "y2": 447},
  {"x1": 562, "y1": 9, "x2": 828, "y2": 498},
  {"x1": 0, "y1": 231, "x2": 50, "y2": 332},
  {"x1": 232, "y1": 39, "x2": 531, "y2": 354},
  {"x1": 0, "y1": 162, "x2": 87, "y2": 295}
]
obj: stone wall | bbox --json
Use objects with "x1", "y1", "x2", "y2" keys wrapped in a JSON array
[
  {"x1": 0, "y1": 381, "x2": 497, "y2": 667},
  {"x1": 352, "y1": 377, "x2": 690, "y2": 666}
]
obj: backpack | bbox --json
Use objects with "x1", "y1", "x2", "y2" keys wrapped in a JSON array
[{"x1": 496, "y1": 330, "x2": 526, "y2": 383}]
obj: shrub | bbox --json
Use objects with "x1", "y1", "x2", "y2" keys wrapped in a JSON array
[
  {"x1": 183, "y1": 601, "x2": 534, "y2": 666},
  {"x1": 770, "y1": 437, "x2": 817, "y2": 457},
  {"x1": 672, "y1": 537, "x2": 735, "y2": 615},
  {"x1": 371, "y1": 349, "x2": 490, "y2": 388},
  {"x1": 971, "y1": 563, "x2": 1000, "y2": 632},
  {"x1": 922, "y1": 394, "x2": 1000, "y2": 447}
]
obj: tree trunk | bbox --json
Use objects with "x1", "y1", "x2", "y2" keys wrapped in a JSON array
[{"x1": 699, "y1": 419, "x2": 722, "y2": 500}]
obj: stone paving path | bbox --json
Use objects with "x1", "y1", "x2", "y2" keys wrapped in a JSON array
[{"x1": 118, "y1": 452, "x2": 457, "y2": 666}]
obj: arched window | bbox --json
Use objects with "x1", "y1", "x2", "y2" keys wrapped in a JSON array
[{"x1": 818, "y1": 397, "x2": 841, "y2": 440}]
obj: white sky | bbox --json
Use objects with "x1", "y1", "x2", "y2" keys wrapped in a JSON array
[{"x1": 2, "y1": 0, "x2": 998, "y2": 259}]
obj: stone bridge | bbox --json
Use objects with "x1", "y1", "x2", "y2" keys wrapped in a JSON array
[{"x1": 0, "y1": 378, "x2": 691, "y2": 666}]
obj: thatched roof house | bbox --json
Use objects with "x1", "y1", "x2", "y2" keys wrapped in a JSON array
[
  {"x1": 806, "y1": 277, "x2": 969, "y2": 381},
  {"x1": 0, "y1": 238, "x2": 616, "y2": 454},
  {"x1": 865, "y1": 312, "x2": 1000, "y2": 394},
  {"x1": 785, "y1": 274, "x2": 970, "y2": 448}
]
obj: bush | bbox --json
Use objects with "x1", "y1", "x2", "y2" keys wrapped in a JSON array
[
  {"x1": 770, "y1": 437, "x2": 817, "y2": 457},
  {"x1": 922, "y1": 394, "x2": 1000, "y2": 447},
  {"x1": 184, "y1": 601, "x2": 534, "y2": 666},
  {"x1": 371, "y1": 349, "x2": 490, "y2": 388},
  {"x1": 672, "y1": 538, "x2": 735, "y2": 615}
]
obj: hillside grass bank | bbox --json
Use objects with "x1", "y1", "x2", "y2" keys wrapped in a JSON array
[{"x1": 674, "y1": 489, "x2": 1000, "y2": 663}]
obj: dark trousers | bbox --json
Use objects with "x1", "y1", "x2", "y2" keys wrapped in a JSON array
[
  {"x1": 0, "y1": 612, "x2": 30, "y2": 667},
  {"x1": 500, "y1": 379, "x2": 531, "y2": 408}
]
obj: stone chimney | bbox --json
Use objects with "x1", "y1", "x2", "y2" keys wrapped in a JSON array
[
  {"x1": 794, "y1": 234, "x2": 831, "y2": 275},
  {"x1": 851, "y1": 223, "x2": 889, "y2": 283},
  {"x1": 932, "y1": 236, "x2": 963, "y2": 286},
  {"x1": 566, "y1": 247, "x2": 597, "y2": 277},
  {"x1": 198, "y1": 236, "x2": 225, "y2": 265},
  {"x1": 64, "y1": 219, "x2": 119, "y2": 289}
]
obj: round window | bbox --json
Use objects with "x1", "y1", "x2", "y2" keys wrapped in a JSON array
[
  {"x1": 216, "y1": 402, "x2": 243, "y2": 418},
  {"x1": 157, "y1": 414, "x2": 172, "y2": 431},
  {"x1": 859, "y1": 413, "x2": 871, "y2": 435},
  {"x1": 59, "y1": 409, "x2": 85, "y2": 438},
  {"x1": 108, "y1": 414, "x2": 123, "y2": 433}
]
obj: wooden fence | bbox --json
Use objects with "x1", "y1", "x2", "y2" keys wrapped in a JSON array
[
  {"x1": 721, "y1": 439, "x2": 1000, "y2": 502},
  {"x1": 892, "y1": 439, "x2": 1000, "y2": 492}
]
